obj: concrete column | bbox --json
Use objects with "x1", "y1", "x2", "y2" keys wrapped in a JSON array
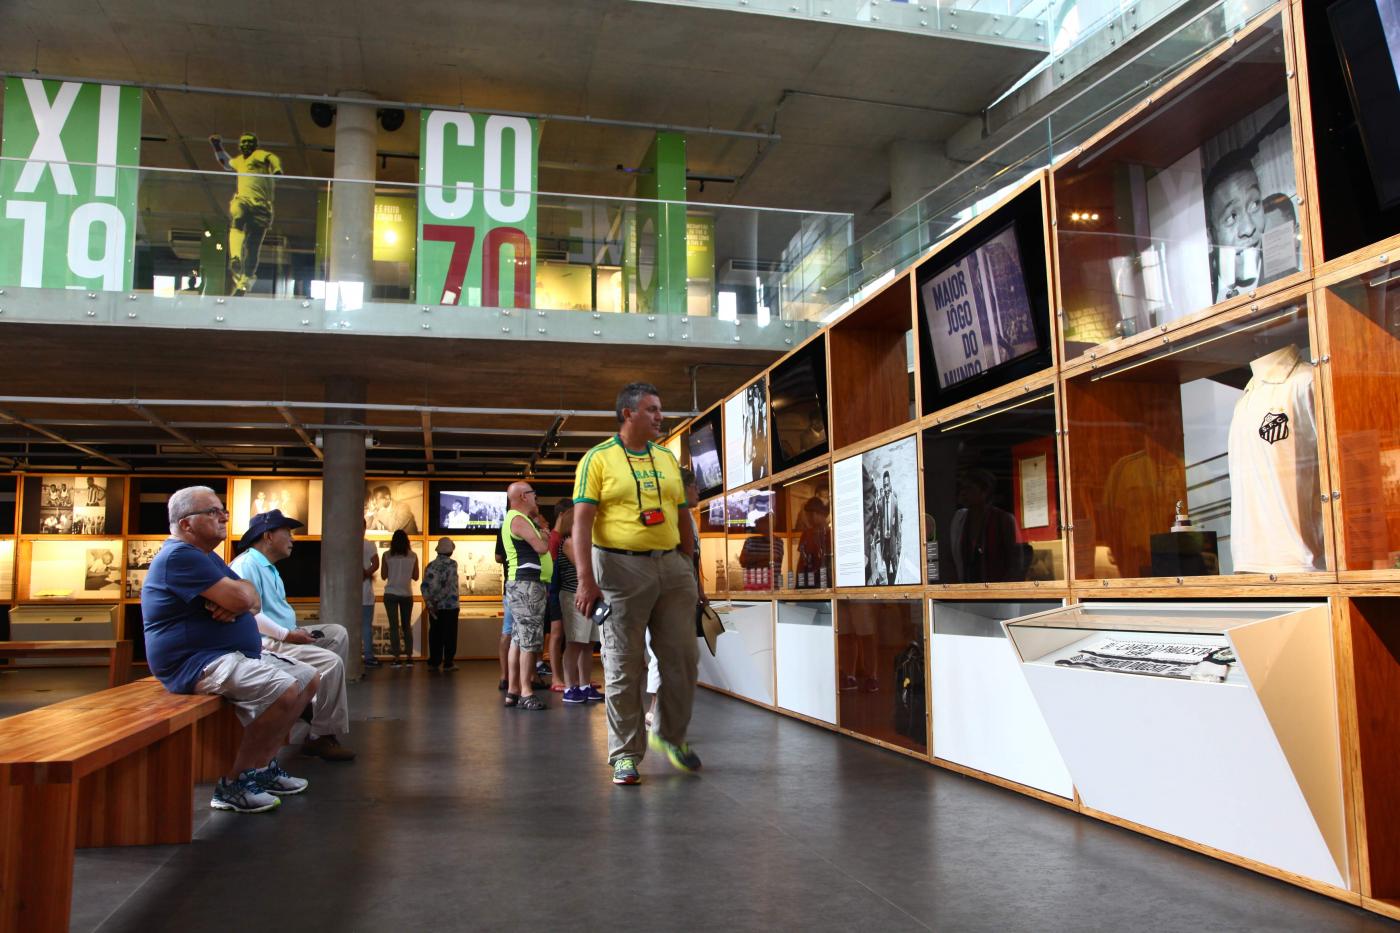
[
  {"x1": 888, "y1": 139, "x2": 957, "y2": 218},
  {"x1": 321, "y1": 378, "x2": 367, "y2": 680},
  {"x1": 328, "y1": 93, "x2": 378, "y2": 288}
]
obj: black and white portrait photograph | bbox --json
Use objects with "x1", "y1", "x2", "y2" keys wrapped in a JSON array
[
  {"x1": 125, "y1": 539, "x2": 160, "y2": 598},
  {"x1": 249, "y1": 479, "x2": 310, "y2": 524},
  {"x1": 688, "y1": 423, "x2": 723, "y2": 496},
  {"x1": 724, "y1": 382, "x2": 770, "y2": 490},
  {"x1": 84, "y1": 547, "x2": 120, "y2": 594},
  {"x1": 454, "y1": 540, "x2": 504, "y2": 596},
  {"x1": 365, "y1": 480, "x2": 423, "y2": 534},
  {"x1": 1200, "y1": 95, "x2": 1298, "y2": 305},
  {"x1": 440, "y1": 490, "x2": 506, "y2": 530}
]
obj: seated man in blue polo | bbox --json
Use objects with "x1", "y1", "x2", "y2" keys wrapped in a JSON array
[
  {"x1": 230, "y1": 509, "x2": 356, "y2": 762},
  {"x1": 143, "y1": 486, "x2": 316, "y2": 813}
]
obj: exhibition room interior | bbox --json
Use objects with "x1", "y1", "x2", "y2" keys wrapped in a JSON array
[{"x1": 4, "y1": 0, "x2": 1400, "y2": 930}]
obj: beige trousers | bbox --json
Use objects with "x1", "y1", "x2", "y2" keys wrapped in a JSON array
[
  {"x1": 594, "y1": 548, "x2": 698, "y2": 764},
  {"x1": 260, "y1": 625, "x2": 350, "y2": 737}
]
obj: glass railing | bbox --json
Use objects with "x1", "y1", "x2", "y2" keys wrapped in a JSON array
[
  {"x1": 800, "y1": 0, "x2": 1275, "y2": 319},
  {"x1": 634, "y1": 0, "x2": 1052, "y2": 46},
  {"x1": 0, "y1": 156, "x2": 853, "y2": 324}
]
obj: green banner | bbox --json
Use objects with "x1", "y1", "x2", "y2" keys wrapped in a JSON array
[
  {"x1": 0, "y1": 78, "x2": 141, "y2": 290},
  {"x1": 417, "y1": 111, "x2": 538, "y2": 307}
]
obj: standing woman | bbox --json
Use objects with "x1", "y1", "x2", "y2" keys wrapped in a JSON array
[{"x1": 380, "y1": 529, "x2": 419, "y2": 668}]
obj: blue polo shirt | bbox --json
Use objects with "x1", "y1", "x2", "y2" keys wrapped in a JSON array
[
  {"x1": 142, "y1": 539, "x2": 262, "y2": 694},
  {"x1": 229, "y1": 546, "x2": 295, "y2": 632}
]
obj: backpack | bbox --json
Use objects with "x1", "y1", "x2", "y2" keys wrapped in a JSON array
[{"x1": 893, "y1": 640, "x2": 926, "y2": 742}]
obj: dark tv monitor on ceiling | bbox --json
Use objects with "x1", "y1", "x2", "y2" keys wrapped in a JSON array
[
  {"x1": 769, "y1": 336, "x2": 829, "y2": 474},
  {"x1": 686, "y1": 407, "x2": 724, "y2": 502},
  {"x1": 1327, "y1": 0, "x2": 1400, "y2": 210},
  {"x1": 914, "y1": 185, "x2": 1052, "y2": 415}
]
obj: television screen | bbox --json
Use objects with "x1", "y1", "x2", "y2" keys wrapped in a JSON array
[
  {"x1": 724, "y1": 381, "x2": 770, "y2": 490},
  {"x1": 687, "y1": 409, "x2": 724, "y2": 501},
  {"x1": 438, "y1": 490, "x2": 507, "y2": 531},
  {"x1": 723, "y1": 490, "x2": 774, "y2": 530},
  {"x1": 1329, "y1": 0, "x2": 1400, "y2": 209},
  {"x1": 915, "y1": 187, "x2": 1052, "y2": 414},
  {"x1": 769, "y1": 337, "x2": 829, "y2": 474},
  {"x1": 921, "y1": 222, "x2": 1037, "y2": 390}
]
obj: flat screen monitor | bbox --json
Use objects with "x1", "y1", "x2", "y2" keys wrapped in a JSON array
[
  {"x1": 769, "y1": 337, "x2": 829, "y2": 474},
  {"x1": 437, "y1": 490, "x2": 507, "y2": 532},
  {"x1": 720, "y1": 490, "x2": 775, "y2": 530},
  {"x1": 687, "y1": 408, "x2": 724, "y2": 501},
  {"x1": 915, "y1": 187, "x2": 1052, "y2": 413},
  {"x1": 1328, "y1": 0, "x2": 1400, "y2": 209}
]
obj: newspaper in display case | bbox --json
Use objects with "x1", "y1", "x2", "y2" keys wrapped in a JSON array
[{"x1": 1055, "y1": 637, "x2": 1236, "y2": 682}]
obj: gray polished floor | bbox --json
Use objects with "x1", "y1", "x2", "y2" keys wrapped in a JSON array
[{"x1": 1, "y1": 663, "x2": 1391, "y2": 932}]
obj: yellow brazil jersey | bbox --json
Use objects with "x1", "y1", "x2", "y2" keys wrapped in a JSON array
[
  {"x1": 230, "y1": 150, "x2": 281, "y2": 206},
  {"x1": 573, "y1": 436, "x2": 686, "y2": 552}
]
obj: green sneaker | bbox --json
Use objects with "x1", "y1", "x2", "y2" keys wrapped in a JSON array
[
  {"x1": 612, "y1": 757, "x2": 641, "y2": 785},
  {"x1": 648, "y1": 731, "x2": 702, "y2": 772}
]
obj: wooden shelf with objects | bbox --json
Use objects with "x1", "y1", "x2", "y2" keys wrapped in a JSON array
[{"x1": 664, "y1": 1, "x2": 1400, "y2": 917}]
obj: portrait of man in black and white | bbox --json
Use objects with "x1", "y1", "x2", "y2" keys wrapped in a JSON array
[{"x1": 860, "y1": 437, "x2": 920, "y2": 586}]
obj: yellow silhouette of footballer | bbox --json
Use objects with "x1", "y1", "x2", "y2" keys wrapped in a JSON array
[{"x1": 209, "y1": 133, "x2": 282, "y2": 296}]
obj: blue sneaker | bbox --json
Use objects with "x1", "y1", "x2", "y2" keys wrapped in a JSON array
[
  {"x1": 647, "y1": 731, "x2": 702, "y2": 772},
  {"x1": 612, "y1": 757, "x2": 641, "y2": 785},
  {"x1": 583, "y1": 685, "x2": 605, "y2": 702},
  {"x1": 246, "y1": 759, "x2": 308, "y2": 796},
  {"x1": 562, "y1": 686, "x2": 587, "y2": 704},
  {"x1": 211, "y1": 776, "x2": 280, "y2": 813}
]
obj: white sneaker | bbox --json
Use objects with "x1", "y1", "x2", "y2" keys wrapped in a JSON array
[
  {"x1": 246, "y1": 759, "x2": 309, "y2": 796},
  {"x1": 211, "y1": 776, "x2": 281, "y2": 813}
]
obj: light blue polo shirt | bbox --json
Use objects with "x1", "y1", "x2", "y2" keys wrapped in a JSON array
[{"x1": 229, "y1": 546, "x2": 296, "y2": 633}]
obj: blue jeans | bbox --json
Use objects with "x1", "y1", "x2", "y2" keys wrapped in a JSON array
[
  {"x1": 501, "y1": 604, "x2": 514, "y2": 635},
  {"x1": 361, "y1": 604, "x2": 375, "y2": 661}
]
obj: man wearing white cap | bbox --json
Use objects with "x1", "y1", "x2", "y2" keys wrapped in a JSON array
[{"x1": 231, "y1": 508, "x2": 356, "y2": 762}]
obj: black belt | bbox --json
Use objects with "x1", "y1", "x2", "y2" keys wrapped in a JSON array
[{"x1": 596, "y1": 545, "x2": 676, "y2": 558}]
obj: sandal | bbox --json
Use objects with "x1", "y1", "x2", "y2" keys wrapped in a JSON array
[
  {"x1": 550, "y1": 683, "x2": 567, "y2": 692},
  {"x1": 517, "y1": 695, "x2": 547, "y2": 711},
  {"x1": 503, "y1": 693, "x2": 519, "y2": 708}
]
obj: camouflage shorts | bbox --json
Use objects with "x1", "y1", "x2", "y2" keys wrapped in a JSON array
[{"x1": 505, "y1": 580, "x2": 547, "y2": 652}]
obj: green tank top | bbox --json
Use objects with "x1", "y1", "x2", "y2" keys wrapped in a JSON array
[{"x1": 501, "y1": 509, "x2": 553, "y2": 583}]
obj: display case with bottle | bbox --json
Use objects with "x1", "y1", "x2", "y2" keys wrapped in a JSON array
[{"x1": 836, "y1": 599, "x2": 926, "y2": 754}]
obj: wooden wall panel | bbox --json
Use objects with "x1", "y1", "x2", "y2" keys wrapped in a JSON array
[{"x1": 1349, "y1": 599, "x2": 1400, "y2": 898}]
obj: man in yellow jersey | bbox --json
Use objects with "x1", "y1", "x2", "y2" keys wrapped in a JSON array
[
  {"x1": 573, "y1": 382, "x2": 699, "y2": 785},
  {"x1": 501, "y1": 481, "x2": 553, "y2": 712},
  {"x1": 209, "y1": 132, "x2": 282, "y2": 296}
]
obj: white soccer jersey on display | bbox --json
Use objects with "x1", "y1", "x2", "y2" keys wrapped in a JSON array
[{"x1": 1226, "y1": 344, "x2": 1325, "y2": 573}]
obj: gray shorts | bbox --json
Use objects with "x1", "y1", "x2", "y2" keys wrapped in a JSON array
[
  {"x1": 506, "y1": 580, "x2": 547, "y2": 652},
  {"x1": 560, "y1": 589, "x2": 599, "y2": 644},
  {"x1": 195, "y1": 650, "x2": 316, "y2": 726}
]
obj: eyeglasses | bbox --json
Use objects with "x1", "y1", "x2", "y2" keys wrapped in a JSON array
[{"x1": 177, "y1": 505, "x2": 229, "y2": 521}]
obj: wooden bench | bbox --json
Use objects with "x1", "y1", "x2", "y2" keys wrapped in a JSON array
[
  {"x1": 0, "y1": 640, "x2": 134, "y2": 688},
  {"x1": 0, "y1": 677, "x2": 242, "y2": 933}
]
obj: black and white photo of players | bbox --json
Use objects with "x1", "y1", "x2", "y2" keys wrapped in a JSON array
[
  {"x1": 249, "y1": 479, "x2": 310, "y2": 524},
  {"x1": 37, "y1": 475, "x2": 108, "y2": 534},
  {"x1": 860, "y1": 437, "x2": 921, "y2": 586}
]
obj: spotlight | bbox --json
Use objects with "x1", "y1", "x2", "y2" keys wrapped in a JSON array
[
  {"x1": 378, "y1": 108, "x2": 405, "y2": 133},
  {"x1": 1070, "y1": 211, "x2": 1081, "y2": 221},
  {"x1": 310, "y1": 102, "x2": 336, "y2": 128},
  {"x1": 1090, "y1": 212, "x2": 1100, "y2": 221}
]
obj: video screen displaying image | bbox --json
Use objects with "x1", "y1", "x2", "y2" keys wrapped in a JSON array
[
  {"x1": 229, "y1": 478, "x2": 322, "y2": 535},
  {"x1": 365, "y1": 480, "x2": 423, "y2": 534},
  {"x1": 833, "y1": 436, "x2": 921, "y2": 587},
  {"x1": 724, "y1": 381, "x2": 770, "y2": 491},
  {"x1": 1328, "y1": 0, "x2": 1400, "y2": 210},
  {"x1": 770, "y1": 339, "x2": 829, "y2": 473},
  {"x1": 451, "y1": 539, "x2": 505, "y2": 597},
  {"x1": 32, "y1": 475, "x2": 114, "y2": 535},
  {"x1": 687, "y1": 417, "x2": 724, "y2": 501},
  {"x1": 439, "y1": 491, "x2": 507, "y2": 531},
  {"x1": 920, "y1": 223, "x2": 1038, "y2": 392},
  {"x1": 724, "y1": 490, "x2": 775, "y2": 529}
]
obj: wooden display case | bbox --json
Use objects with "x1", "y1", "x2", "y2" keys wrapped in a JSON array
[
  {"x1": 775, "y1": 470, "x2": 830, "y2": 594},
  {"x1": 827, "y1": 272, "x2": 916, "y2": 453},
  {"x1": 835, "y1": 598, "x2": 927, "y2": 756},
  {"x1": 1052, "y1": 11, "x2": 1310, "y2": 369}
]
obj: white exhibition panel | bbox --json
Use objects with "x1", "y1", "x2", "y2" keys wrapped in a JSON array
[
  {"x1": 1019, "y1": 659, "x2": 1346, "y2": 888},
  {"x1": 775, "y1": 600, "x2": 837, "y2": 724},
  {"x1": 697, "y1": 600, "x2": 774, "y2": 706},
  {"x1": 932, "y1": 630, "x2": 1073, "y2": 798}
]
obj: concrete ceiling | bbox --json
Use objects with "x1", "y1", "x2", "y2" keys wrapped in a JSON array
[{"x1": 0, "y1": 0, "x2": 1045, "y2": 231}]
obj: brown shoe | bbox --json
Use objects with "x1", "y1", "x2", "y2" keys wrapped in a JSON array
[{"x1": 302, "y1": 734, "x2": 357, "y2": 762}]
